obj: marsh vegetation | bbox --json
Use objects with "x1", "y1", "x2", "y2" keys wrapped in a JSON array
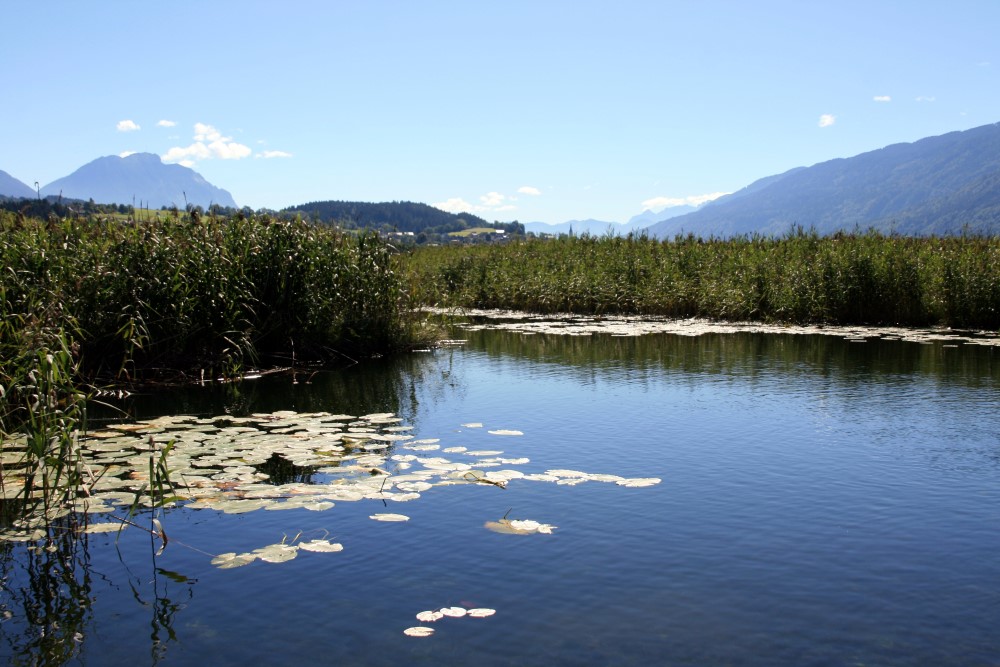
[{"x1": 403, "y1": 230, "x2": 1000, "y2": 329}]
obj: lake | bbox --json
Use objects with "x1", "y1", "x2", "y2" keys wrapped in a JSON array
[{"x1": 2, "y1": 315, "x2": 999, "y2": 666}]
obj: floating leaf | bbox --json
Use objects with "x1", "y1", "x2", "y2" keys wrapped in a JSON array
[
  {"x1": 467, "y1": 608, "x2": 496, "y2": 618},
  {"x1": 616, "y1": 477, "x2": 662, "y2": 488},
  {"x1": 253, "y1": 543, "x2": 299, "y2": 563},
  {"x1": 403, "y1": 627, "x2": 435, "y2": 637},
  {"x1": 416, "y1": 610, "x2": 444, "y2": 622},
  {"x1": 82, "y1": 522, "x2": 125, "y2": 534},
  {"x1": 440, "y1": 606, "x2": 467, "y2": 618},
  {"x1": 461, "y1": 423, "x2": 483, "y2": 428},
  {"x1": 485, "y1": 518, "x2": 557, "y2": 535},
  {"x1": 488, "y1": 430, "x2": 523, "y2": 436},
  {"x1": 211, "y1": 552, "x2": 257, "y2": 569},
  {"x1": 298, "y1": 539, "x2": 344, "y2": 553},
  {"x1": 369, "y1": 513, "x2": 410, "y2": 522}
]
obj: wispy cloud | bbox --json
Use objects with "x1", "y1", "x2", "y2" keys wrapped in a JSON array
[
  {"x1": 162, "y1": 122, "x2": 252, "y2": 164},
  {"x1": 432, "y1": 197, "x2": 476, "y2": 214},
  {"x1": 480, "y1": 192, "x2": 505, "y2": 207},
  {"x1": 818, "y1": 114, "x2": 836, "y2": 128},
  {"x1": 433, "y1": 190, "x2": 521, "y2": 215},
  {"x1": 873, "y1": 95, "x2": 891, "y2": 102},
  {"x1": 641, "y1": 192, "x2": 728, "y2": 211},
  {"x1": 116, "y1": 119, "x2": 140, "y2": 132},
  {"x1": 119, "y1": 150, "x2": 137, "y2": 158},
  {"x1": 157, "y1": 119, "x2": 177, "y2": 127},
  {"x1": 915, "y1": 96, "x2": 936, "y2": 102},
  {"x1": 518, "y1": 186, "x2": 542, "y2": 196},
  {"x1": 257, "y1": 150, "x2": 293, "y2": 159}
]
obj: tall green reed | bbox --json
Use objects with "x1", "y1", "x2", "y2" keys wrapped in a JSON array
[{"x1": 403, "y1": 229, "x2": 1000, "y2": 329}]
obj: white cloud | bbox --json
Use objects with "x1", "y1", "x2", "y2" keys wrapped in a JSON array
[
  {"x1": 157, "y1": 119, "x2": 177, "y2": 127},
  {"x1": 207, "y1": 140, "x2": 252, "y2": 160},
  {"x1": 432, "y1": 197, "x2": 477, "y2": 214},
  {"x1": 480, "y1": 191, "x2": 505, "y2": 207},
  {"x1": 116, "y1": 119, "x2": 140, "y2": 132},
  {"x1": 194, "y1": 122, "x2": 224, "y2": 142},
  {"x1": 257, "y1": 150, "x2": 293, "y2": 159},
  {"x1": 641, "y1": 192, "x2": 729, "y2": 211},
  {"x1": 163, "y1": 143, "x2": 212, "y2": 163},
  {"x1": 162, "y1": 122, "x2": 252, "y2": 164},
  {"x1": 873, "y1": 95, "x2": 891, "y2": 102},
  {"x1": 915, "y1": 96, "x2": 936, "y2": 102},
  {"x1": 818, "y1": 114, "x2": 836, "y2": 127},
  {"x1": 518, "y1": 186, "x2": 542, "y2": 196},
  {"x1": 119, "y1": 150, "x2": 137, "y2": 158}
]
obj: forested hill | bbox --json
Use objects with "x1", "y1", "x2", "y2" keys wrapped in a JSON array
[{"x1": 285, "y1": 200, "x2": 496, "y2": 234}]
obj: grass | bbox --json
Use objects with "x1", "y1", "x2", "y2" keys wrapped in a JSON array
[{"x1": 401, "y1": 228, "x2": 1000, "y2": 330}]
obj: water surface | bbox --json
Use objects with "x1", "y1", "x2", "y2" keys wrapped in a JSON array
[{"x1": 2, "y1": 326, "x2": 998, "y2": 666}]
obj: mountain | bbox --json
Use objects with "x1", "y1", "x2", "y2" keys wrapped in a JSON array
[
  {"x1": 40, "y1": 153, "x2": 237, "y2": 209},
  {"x1": 0, "y1": 169, "x2": 36, "y2": 198},
  {"x1": 524, "y1": 218, "x2": 620, "y2": 236},
  {"x1": 647, "y1": 122, "x2": 1000, "y2": 238},
  {"x1": 525, "y1": 205, "x2": 698, "y2": 236}
]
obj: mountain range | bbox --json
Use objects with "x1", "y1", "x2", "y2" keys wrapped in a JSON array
[
  {"x1": 1, "y1": 153, "x2": 237, "y2": 209},
  {"x1": 523, "y1": 206, "x2": 697, "y2": 236},
  {"x1": 3, "y1": 122, "x2": 999, "y2": 236},
  {"x1": 645, "y1": 122, "x2": 1000, "y2": 238}
]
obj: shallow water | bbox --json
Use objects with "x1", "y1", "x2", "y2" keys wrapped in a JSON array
[{"x1": 2, "y1": 326, "x2": 999, "y2": 666}]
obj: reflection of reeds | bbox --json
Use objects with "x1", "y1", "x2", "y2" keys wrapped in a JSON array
[{"x1": 403, "y1": 229, "x2": 1000, "y2": 329}]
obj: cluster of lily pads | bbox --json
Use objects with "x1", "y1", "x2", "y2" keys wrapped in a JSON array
[
  {"x1": 0, "y1": 410, "x2": 659, "y2": 548},
  {"x1": 405, "y1": 606, "x2": 496, "y2": 638},
  {"x1": 428, "y1": 307, "x2": 1000, "y2": 346}
]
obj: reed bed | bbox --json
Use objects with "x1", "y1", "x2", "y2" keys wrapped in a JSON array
[
  {"x1": 1, "y1": 211, "x2": 420, "y2": 520},
  {"x1": 402, "y1": 230, "x2": 1000, "y2": 330}
]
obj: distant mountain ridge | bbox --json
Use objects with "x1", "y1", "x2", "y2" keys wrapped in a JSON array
[
  {"x1": 525, "y1": 205, "x2": 697, "y2": 236},
  {"x1": 38, "y1": 153, "x2": 237, "y2": 209},
  {"x1": 647, "y1": 122, "x2": 1000, "y2": 238},
  {"x1": 0, "y1": 169, "x2": 36, "y2": 198}
]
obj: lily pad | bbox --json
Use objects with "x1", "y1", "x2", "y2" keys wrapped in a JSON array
[
  {"x1": 298, "y1": 539, "x2": 344, "y2": 553},
  {"x1": 488, "y1": 429, "x2": 523, "y2": 436},
  {"x1": 616, "y1": 477, "x2": 662, "y2": 488},
  {"x1": 467, "y1": 608, "x2": 497, "y2": 618},
  {"x1": 211, "y1": 552, "x2": 258, "y2": 569},
  {"x1": 416, "y1": 610, "x2": 445, "y2": 622},
  {"x1": 253, "y1": 543, "x2": 299, "y2": 563},
  {"x1": 82, "y1": 522, "x2": 125, "y2": 534},
  {"x1": 440, "y1": 606, "x2": 467, "y2": 618},
  {"x1": 369, "y1": 513, "x2": 410, "y2": 522},
  {"x1": 403, "y1": 626, "x2": 435, "y2": 637}
]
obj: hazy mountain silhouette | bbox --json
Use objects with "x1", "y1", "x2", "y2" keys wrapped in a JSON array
[
  {"x1": 0, "y1": 169, "x2": 36, "y2": 198},
  {"x1": 647, "y1": 122, "x2": 1000, "y2": 238},
  {"x1": 524, "y1": 206, "x2": 696, "y2": 236},
  {"x1": 40, "y1": 153, "x2": 237, "y2": 209}
]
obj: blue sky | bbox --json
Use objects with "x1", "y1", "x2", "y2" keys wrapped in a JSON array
[{"x1": 2, "y1": 1, "x2": 997, "y2": 223}]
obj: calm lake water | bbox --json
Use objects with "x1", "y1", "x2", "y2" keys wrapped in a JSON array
[{"x1": 3, "y1": 321, "x2": 999, "y2": 666}]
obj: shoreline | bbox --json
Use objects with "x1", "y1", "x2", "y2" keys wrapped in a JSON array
[{"x1": 424, "y1": 307, "x2": 1000, "y2": 347}]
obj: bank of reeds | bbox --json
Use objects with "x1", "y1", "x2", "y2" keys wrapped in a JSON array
[
  {"x1": 1, "y1": 210, "x2": 420, "y2": 522},
  {"x1": 403, "y1": 230, "x2": 1000, "y2": 329}
]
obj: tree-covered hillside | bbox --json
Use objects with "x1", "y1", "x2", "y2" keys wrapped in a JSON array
[{"x1": 285, "y1": 200, "x2": 511, "y2": 235}]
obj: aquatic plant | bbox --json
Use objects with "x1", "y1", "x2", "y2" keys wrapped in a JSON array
[
  {"x1": 1, "y1": 210, "x2": 429, "y2": 527},
  {"x1": 402, "y1": 229, "x2": 1000, "y2": 329}
]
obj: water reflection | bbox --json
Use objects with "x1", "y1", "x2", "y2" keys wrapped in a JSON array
[{"x1": 460, "y1": 326, "x2": 999, "y2": 391}]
